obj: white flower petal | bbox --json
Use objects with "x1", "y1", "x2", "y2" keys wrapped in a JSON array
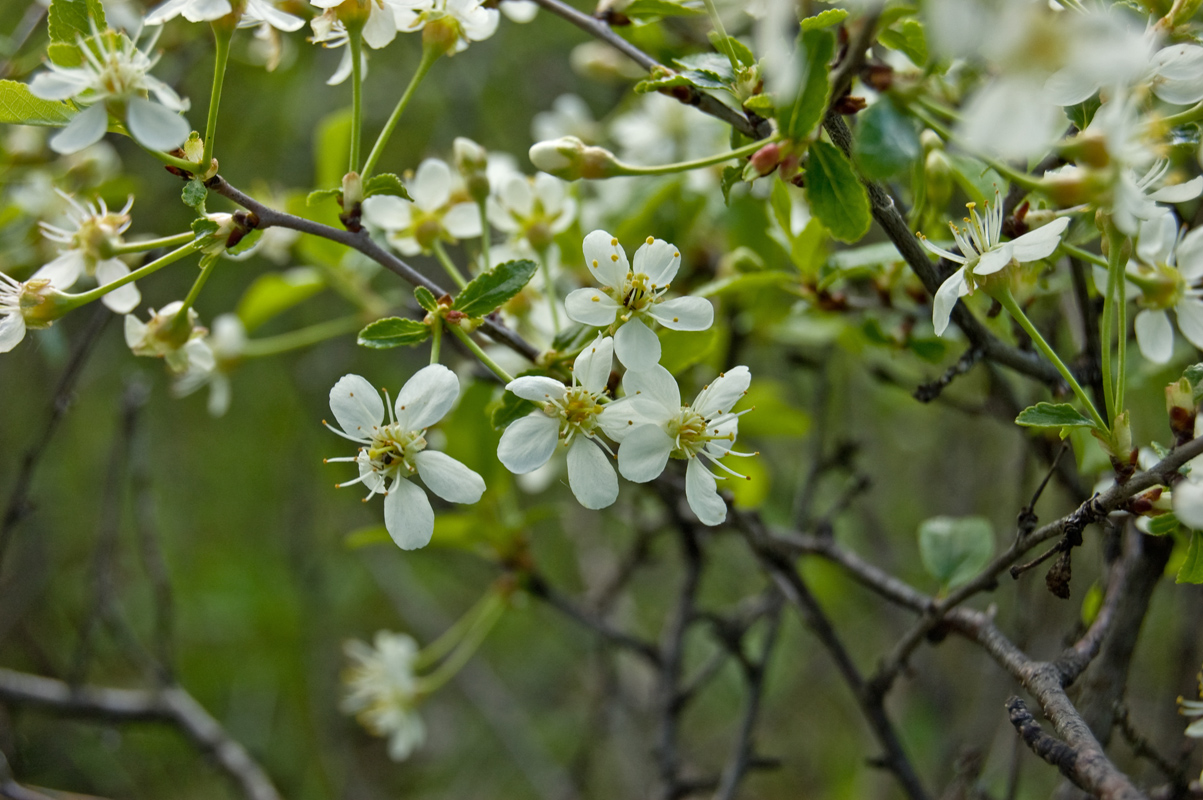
[
  {"x1": 621, "y1": 364, "x2": 680, "y2": 411},
  {"x1": 566, "y1": 437, "x2": 617, "y2": 509},
  {"x1": 411, "y1": 159, "x2": 452, "y2": 211},
  {"x1": 648, "y1": 296, "x2": 713, "y2": 331},
  {"x1": 95, "y1": 258, "x2": 140, "y2": 314},
  {"x1": 34, "y1": 251, "x2": 85, "y2": 289},
  {"x1": 686, "y1": 457, "x2": 727, "y2": 525},
  {"x1": 565, "y1": 287, "x2": 621, "y2": 327},
  {"x1": 506, "y1": 376, "x2": 568, "y2": 403},
  {"x1": 50, "y1": 104, "x2": 109, "y2": 155},
  {"x1": 956, "y1": 77, "x2": 1062, "y2": 161},
  {"x1": 0, "y1": 312, "x2": 26, "y2": 353},
  {"x1": 28, "y1": 70, "x2": 92, "y2": 101},
  {"x1": 533, "y1": 173, "x2": 566, "y2": 214},
  {"x1": 384, "y1": 477, "x2": 434, "y2": 550},
  {"x1": 632, "y1": 238, "x2": 680, "y2": 287},
  {"x1": 614, "y1": 318, "x2": 660, "y2": 371},
  {"x1": 363, "y1": 195, "x2": 414, "y2": 231},
  {"x1": 1044, "y1": 67, "x2": 1099, "y2": 107},
  {"x1": 573, "y1": 333, "x2": 613, "y2": 393},
  {"x1": 1152, "y1": 44, "x2": 1203, "y2": 105},
  {"x1": 596, "y1": 396, "x2": 670, "y2": 441},
  {"x1": 1147, "y1": 176, "x2": 1203, "y2": 204},
  {"x1": 362, "y1": 2, "x2": 398, "y2": 48},
  {"x1": 1177, "y1": 228, "x2": 1203, "y2": 282},
  {"x1": 329, "y1": 374, "x2": 385, "y2": 437},
  {"x1": 246, "y1": 0, "x2": 305, "y2": 31},
  {"x1": 453, "y1": 0, "x2": 499, "y2": 41},
  {"x1": 1175, "y1": 298, "x2": 1203, "y2": 352},
  {"x1": 1173, "y1": 477, "x2": 1203, "y2": 530},
  {"x1": 394, "y1": 363, "x2": 459, "y2": 430},
  {"x1": 1007, "y1": 217, "x2": 1070, "y2": 264},
  {"x1": 126, "y1": 96, "x2": 190, "y2": 152},
  {"x1": 582, "y1": 229, "x2": 629, "y2": 289},
  {"x1": 414, "y1": 450, "x2": 485, "y2": 504},
  {"x1": 443, "y1": 202, "x2": 482, "y2": 239},
  {"x1": 692, "y1": 365, "x2": 750, "y2": 418},
  {"x1": 1134, "y1": 309, "x2": 1174, "y2": 365},
  {"x1": 500, "y1": 0, "x2": 537, "y2": 22},
  {"x1": 500, "y1": 176, "x2": 534, "y2": 218},
  {"x1": 617, "y1": 424, "x2": 673, "y2": 483},
  {"x1": 932, "y1": 267, "x2": 969, "y2": 337},
  {"x1": 124, "y1": 313, "x2": 148, "y2": 348},
  {"x1": 497, "y1": 413, "x2": 559, "y2": 473}
]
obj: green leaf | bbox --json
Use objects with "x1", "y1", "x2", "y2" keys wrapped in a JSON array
[
  {"x1": 790, "y1": 217, "x2": 827, "y2": 277},
  {"x1": 1066, "y1": 94, "x2": 1102, "y2": 131},
  {"x1": 191, "y1": 217, "x2": 220, "y2": 239},
  {"x1": 624, "y1": 0, "x2": 703, "y2": 18},
  {"x1": 452, "y1": 259, "x2": 537, "y2": 318},
  {"x1": 48, "y1": 0, "x2": 106, "y2": 45},
  {"x1": 853, "y1": 98, "x2": 920, "y2": 180},
  {"x1": 1177, "y1": 530, "x2": 1203, "y2": 584},
  {"x1": 659, "y1": 326, "x2": 720, "y2": 375},
  {"x1": 709, "y1": 32, "x2": 755, "y2": 66},
  {"x1": 314, "y1": 107, "x2": 352, "y2": 190},
  {"x1": 306, "y1": 187, "x2": 341, "y2": 207},
  {"x1": 918, "y1": 516, "x2": 994, "y2": 589},
  {"x1": 721, "y1": 165, "x2": 743, "y2": 205},
  {"x1": 694, "y1": 270, "x2": 796, "y2": 298},
  {"x1": 1080, "y1": 581, "x2": 1102, "y2": 625},
  {"x1": 877, "y1": 18, "x2": 927, "y2": 66},
  {"x1": 1147, "y1": 512, "x2": 1180, "y2": 537},
  {"x1": 769, "y1": 179, "x2": 792, "y2": 237},
  {"x1": 363, "y1": 173, "x2": 412, "y2": 201},
  {"x1": 636, "y1": 70, "x2": 727, "y2": 94},
  {"x1": 743, "y1": 94, "x2": 775, "y2": 115},
  {"x1": 491, "y1": 388, "x2": 538, "y2": 430},
  {"x1": 738, "y1": 381, "x2": 810, "y2": 438},
  {"x1": 357, "y1": 317, "x2": 430, "y2": 349},
  {"x1": 779, "y1": 28, "x2": 835, "y2": 141},
  {"x1": 1015, "y1": 402, "x2": 1095, "y2": 429},
  {"x1": 236, "y1": 267, "x2": 325, "y2": 332},
  {"x1": 1184, "y1": 363, "x2": 1203, "y2": 402},
  {"x1": 181, "y1": 178, "x2": 207, "y2": 210},
  {"x1": 415, "y1": 286, "x2": 439, "y2": 312},
  {"x1": 0, "y1": 80, "x2": 75, "y2": 127},
  {"x1": 805, "y1": 140, "x2": 871, "y2": 244},
  {"x1": 800, "y1": 7, "x2": 847, "y2": 30},
  {"x1": 550, "y1": 323, "x2": 594, "y2": 354},
  {"x1": 948, "y1": 154, "x2": 1005, "y2": 206}
]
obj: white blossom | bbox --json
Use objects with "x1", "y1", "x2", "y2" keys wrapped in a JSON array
[
  {"x1": 487, "y1": 172, "x2": 576, "y2": 253},
  {"x1": 125, "y1": 301, "x2": 214, "y2": 375},
  {"x1": 394, "y1": 0, "x2": 500, "y2": 53},
  {"x1": 565, "y1": 230, "x2": 713, "y2": 370},
  {"x1": 1127, "y1": 212, "x2": 1203, "y2": 364},
  {"x1": 310, "y1": 0, "x2": 403, "y2": 49},
  {"x1": 324, "y1": 366, "x2": 485, "y2": 550},
  {"x1": 0, "y1": 273, "x2": 64, "y2": 354},
  {"x1": 610, "y1": 365, "x2": 751, "y2": 526},
  {"x1": 171, "y1": 313, "x2": 246, "y2": 416},
  {"x1": 341, "y1": 631, "x2": 426, "y2": 761},
  {"x1": 496, "y1": 334, "x2": 629, "y2": 509},
  {"x1": 28, "y1": 27, "x2": 190, "y2": 154},
  {"x1": 144, "y1": 0, "x2": 304, "y2": 31},
  {"x1": 37, "y1": 191, "x2": 140, "y2": 313},
  {"x1": 362, "y1": 159, "x2": 481, "y2": 255},
  {"x1": 918, "y1": 191, "x2": 1069, "y2": 336}
]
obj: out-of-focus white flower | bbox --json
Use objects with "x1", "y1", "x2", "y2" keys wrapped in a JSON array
[
  {"x1": 28, "y1": 27, "x2": 190, "y2": 154},
  {"x1": 0, "y1": 273, "x2": 68, "y2": 354},
  {"x1": 497, "y1": 334, "x2": 629, "y2": 509},
  {"x1": 171, "y1": 313, "x2": 246, "y2": 415},
  {"x1": 362, "y1": 159, "x2": 481, "y2": 255},
  {"x1": 532, "y1": 94, "x2": 600, "y2": 145},
  {"x1": 610, "y1": 92, "x2": 727, "y2": 169},
  {"x1": 918, "y1": 190, "x2": 1070, "y2": 336},
  {"x1": 342, "y1": 631, "x2": 426, "y2": 761},
  {"x1": 1151, "y1": 44, "x2": 1203, "y2": 105},
  {"x1": 144, "y1": 0, "x2": 304, "y2": 31},
  {"x1": 37, "y1": 192, "x2": 140, "y2": 313},
  {"x1": 125, "y1": 301, "x2": 214, "y2": 375},
  {"x1": 324, "y1": 366, "x2": 485, "y2": 550},
  {"x1": 500, "y1": 0, "x2": 537, "y2": 22},
  {"x1": 1126, "y1": 212, "x2": 1203, "y2": 364},
  {"x1": 565, "y1": 230, "x2": 713, "y2": 370},
  {"x1": 394, "y1": 0, "x2": 499, "y2": 53},
  {"x1": 611, "y1": 364, "x2": 751, "y2": 526},
  {"x1": 488, "y1": 172, "x2": 576, "y2": 252},
  {"x1": 308, "y1": 14, "x2": 365, "y2": 85},
  {"x1": 310, "y1": 0, "x2": 403, "y2": 48}
]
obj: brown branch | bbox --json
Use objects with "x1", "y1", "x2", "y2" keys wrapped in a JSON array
[
  {"x1": 206, "y1": 176, "x2": 542, "y2": 365},
  {"x1": 0, "y1": 668, "x2": 282, "y2": 800}
]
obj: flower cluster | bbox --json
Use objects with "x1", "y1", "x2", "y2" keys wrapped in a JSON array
[{"x1": 341, "y1": 631, "x2": 425, "y2": 761}]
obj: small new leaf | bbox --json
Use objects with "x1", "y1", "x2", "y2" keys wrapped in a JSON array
[
  {"x1": 181, "y1": 178, "x2": 207, "y2": 210},
  {"x1": 1015, "y1": 402, "x2": 1095, "y2": 429},
  {"x1": 363, "y1": 173, "x2": 412, "y2": 201},
  {"x1": 1178, "y1": 530, "x2": 1203, "y2": 584},
  {"x1": 414, "y1": 286, "x2": 439, "y2": 313},
  {"x1": 708, "y1": 32, "x2": 755, "y2": 66},
  {"x1": 0, "y1": 80, "x2": 75, "y2": 127},
  {"x1": 452, "y1": 259, "x2": 537, "y2": 318},
  {"x1": 800, "y1": 7, "x2": 847, "y2": 30},
  {"x1": 306, "y1": 187, "x2": 342, "y2": 207},
  {"x1": 878, "y1": 18, "x2": 927, "y2": 66},
  {"x1": 357, "y1": 317, "x2": 431, "y2": 349},
  {"x1": 805, "y1": 140, "x2": 871, "y2": 243},
  {"x1": 191, "y1": 217, "x2": 220, "y2": 239},
  {"x1": 1146, "y1": 512, "x2": 1180, "y2": 537},
  {"x1": 918, "y1": 515, "x2": 994, "y2": 590}
]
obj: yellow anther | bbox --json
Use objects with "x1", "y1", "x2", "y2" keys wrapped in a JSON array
[
  {"x1": 645, "y1": 236, "x2": 653, "y2": 245},
  {"x1": 591, "y1": 296, "x2": 600, "y2": 302},
  {"x1": 611, "y1": 254, "x2": 618, "y2": 262},
  {"x1": 610, "y1": 237, "x2": 617, "y2": 245}
]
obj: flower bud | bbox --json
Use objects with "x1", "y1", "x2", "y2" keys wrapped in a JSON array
[
  {"x1": 18, "y1": 279, "x2": 73, "y2": 328},
  {"x1": 422, "y1": 15, "x2": 459, "y2": 56},
  {"x1": 453, "y1": 137, "x2": 490, "y2": 202},
  {"x1": 1167, "y1": 377, "x2": 1197, "y2": 445},
  {"x1": 528, "y1": 136, "x2": 620, "y2": 180},
  {"x1": 342, "y1": 171, "x2": 364, "y2": 207},
  {"x1": 744, "y1": 143, "x2": 781, "y2": 178}
]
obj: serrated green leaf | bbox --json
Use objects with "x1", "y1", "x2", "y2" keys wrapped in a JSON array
[
  {"x1": 236, "y1": 267, "x2": 325, "y2": 332},
  {"x1": 492, "y1": 388, "x2": 538, "y2": 430},
  {"x1": 48, "y1": 0, "x2": 106, "y2": 45},
  {"x1": 1147, "y1": 512, "x2": 1180, "y2": 537},
  {"x1": 805, "y1": 140, "x2": 871, "y2": 244},
  {"x1": 357, "y1": 317, "x2": 430, "y2": 349},
  {"x1": 363, "y1": 173, "x2": 412, "y2": 201},
  {"x1": 800, "y1": 7, "x2": 847, "y2": 30},
  {"x1": 744, "y1": 94, "x2": 775, "y2": 115},
  {"x1": 709, "y1": 32, "x2": 755, "y2": 66},
  {"x1": 191, "y1": 217, "x2": 220, "y2": 238},
  {"x1": 918, "y1": 515, "x2": 994, "y2": 590},
  {"x1": 181, "y1": 178, "x2": 207, "y2": 210},
  {"x1": 1177, "y1": 530, "x2": 1203, "y2": 584},
  {"x1": 306, "y1": 187, "x2": 341, "y2": 207},
  {"x1": 415, "y1": 286, "x2": 438, "y2": 312},
  {"x1": 1066, "y1": 94, "x2": 1102, "y2": 131},
  {"x1": 452, "y1": 259, "x2": 537, "y2": 318},
  {"x1": 878, "y1": 18, "x2": 927, "y2": 66},
  {"x1": 1015, "y1": 402, "x2": 1095, "y2": 429},
  {"x1": 779, "y1": 28, "x2": 835, "y2": 141},
  {"x1": 624, "y1": 0, "x2": 703, "y2": 18},
  {"x1": 0, "y1": 80, "x2": 76, "y2": 127},
  {"x1": 853, "y1": 98, "x2": 920, "y2": 180},
  {"x1": 675, "y1": 52, "x2": 735, "y2": 79}
]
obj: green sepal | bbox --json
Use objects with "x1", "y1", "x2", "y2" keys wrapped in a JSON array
[
  {"x1": 191, "y1": 217, "x2": 220, "y2": 239},
  {"x1": 1146, "y1": 512, "x2": 1180, "y2": 537},
  {"x1": 452, "y1": 259, "x2": 538, "y2": 318},
  {"x1": 357, "y1": 317, "x2": 431, "y2": 349},
  {"x1": 720, "y1": 165, "x2": 743, "y2": 205}
]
